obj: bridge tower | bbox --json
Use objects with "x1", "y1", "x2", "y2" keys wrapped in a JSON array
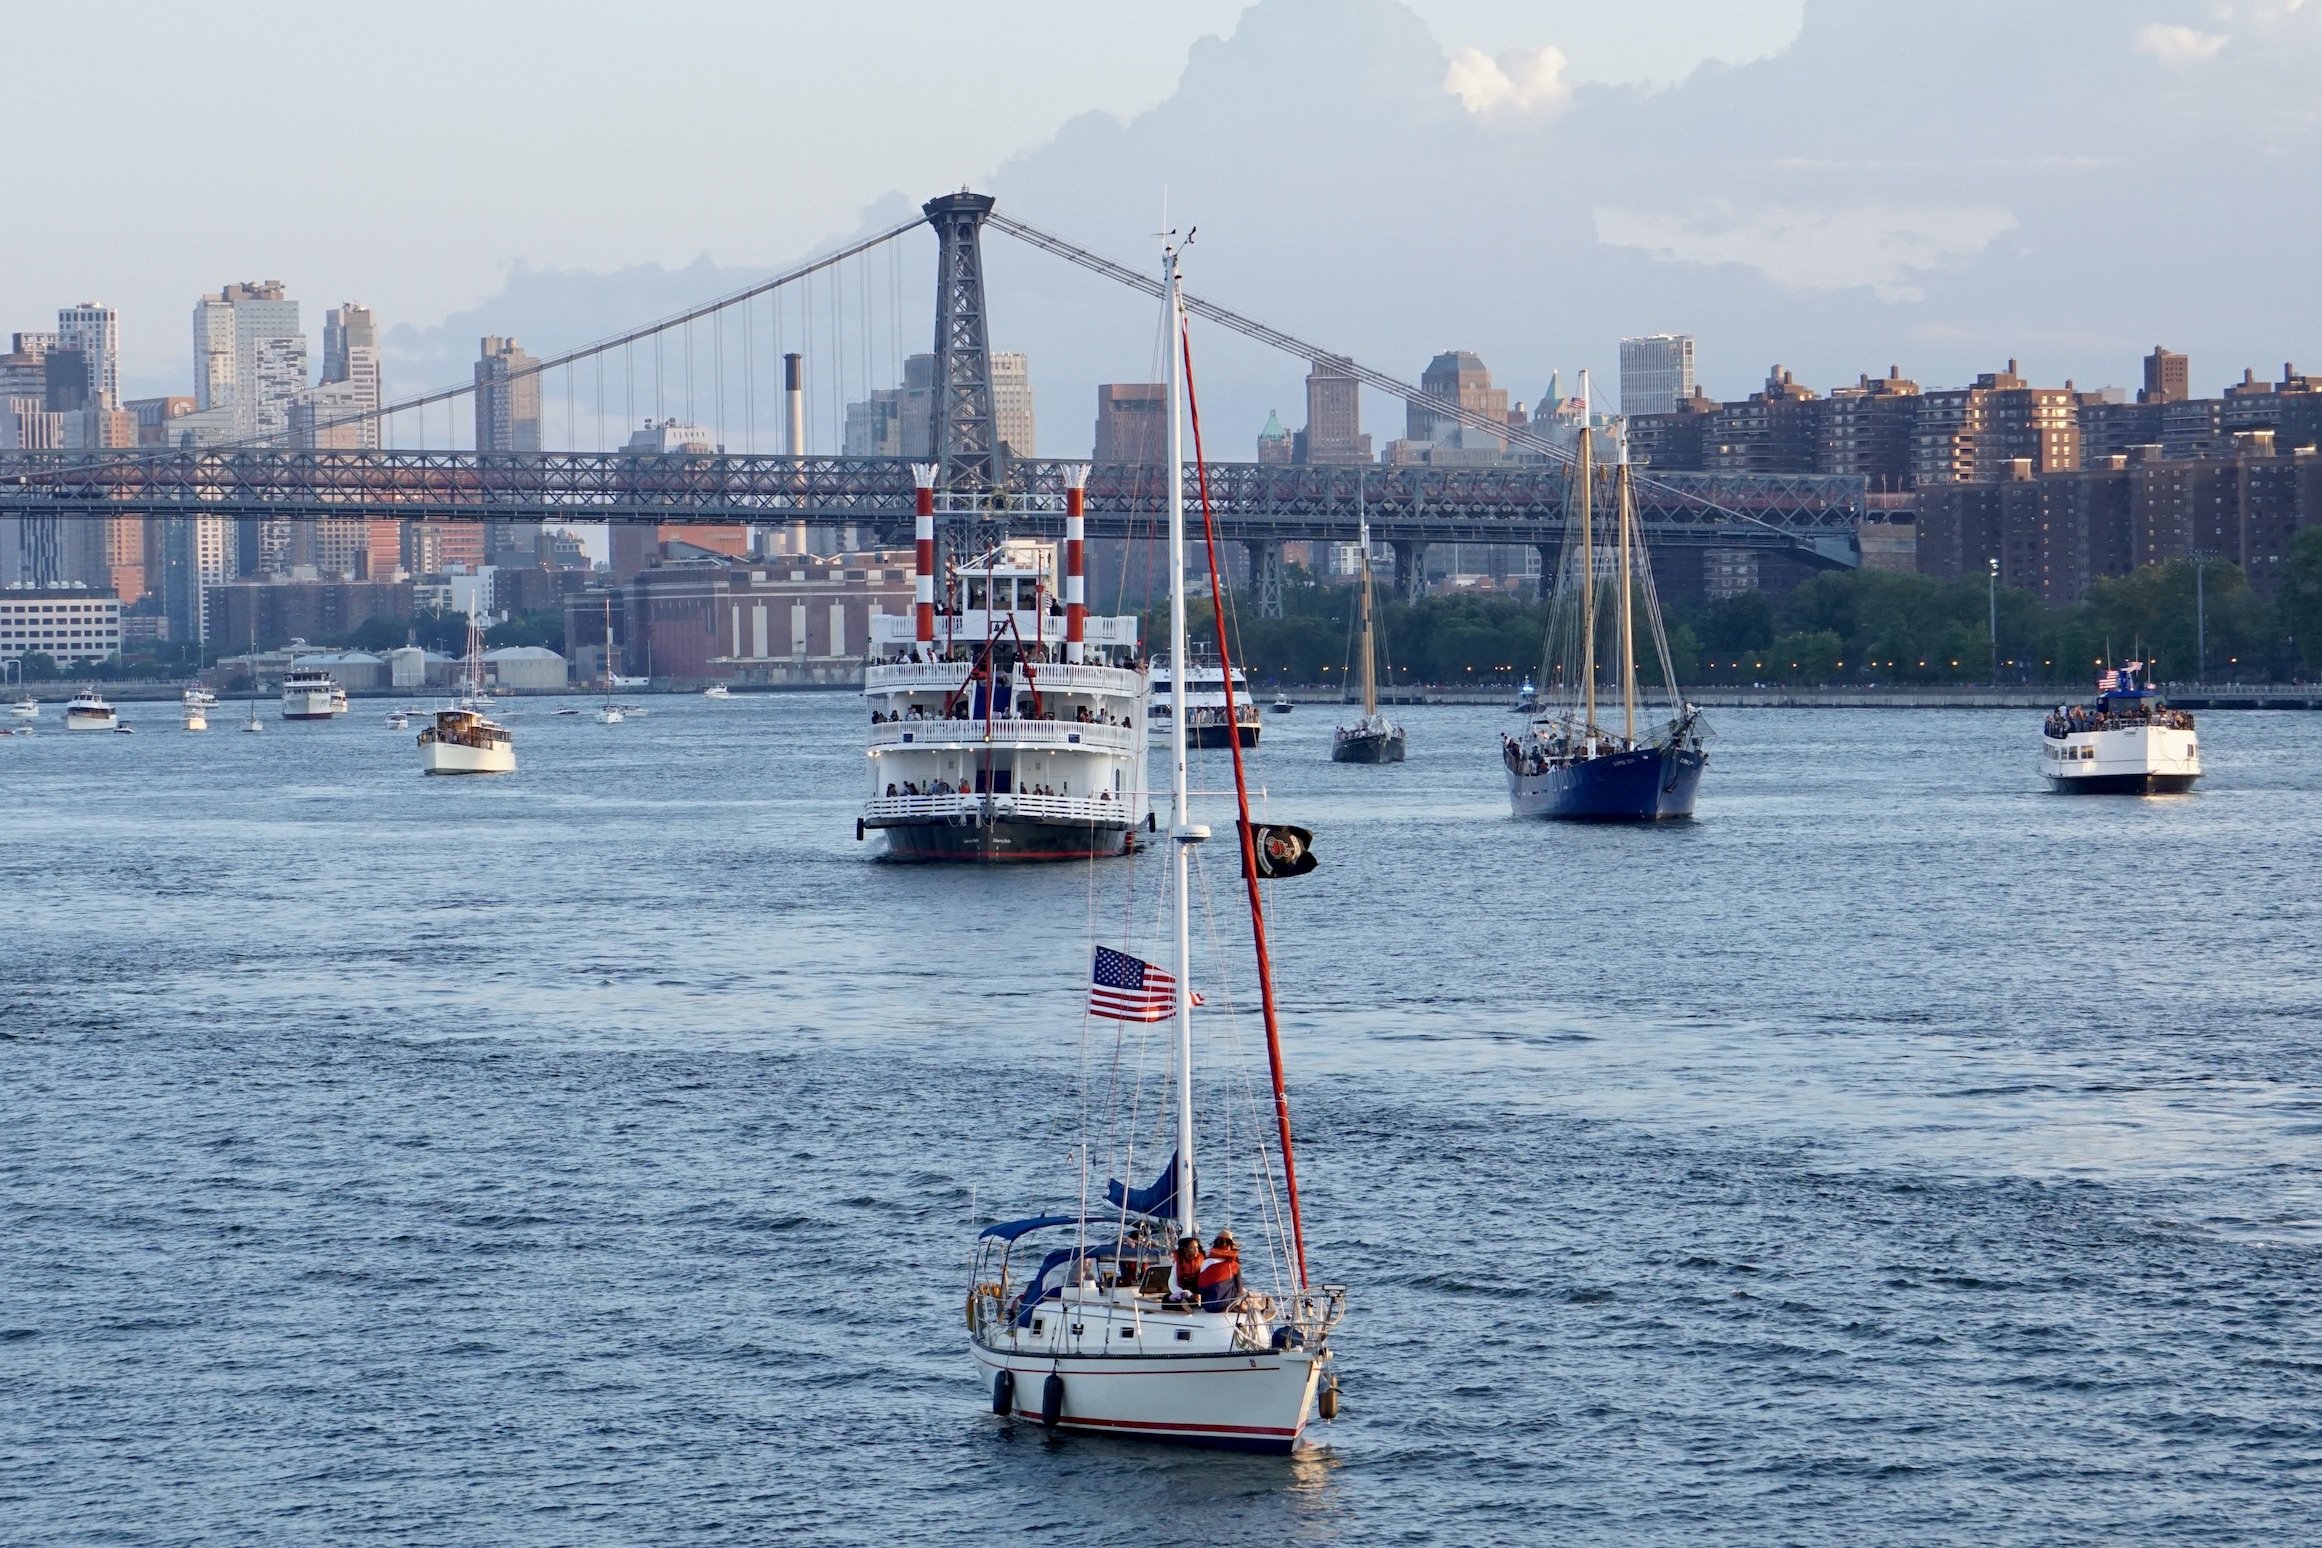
[{"x1": 922, "y1": 192, "x2": 1004, "y2": 501}]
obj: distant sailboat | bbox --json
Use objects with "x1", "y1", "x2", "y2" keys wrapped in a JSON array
[
  {"x1": 1331, "y1": 487, "x2": 1404, "y2": 765},
  {"x1": 1503, "y1": 371, "x2": 1706, "y2": 821},
  {"x1": 596, "y1": 595, "x2": 624, "y2": 724}
]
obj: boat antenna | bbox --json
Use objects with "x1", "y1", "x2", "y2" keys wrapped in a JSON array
[{"x1": 1181, "y1": 289, "x2": 1310, "y2": 1290}]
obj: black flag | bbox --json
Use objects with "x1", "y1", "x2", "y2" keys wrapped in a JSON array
[{"x1": 1242, "y1": 821, "x2": 1319, "y2": 879}]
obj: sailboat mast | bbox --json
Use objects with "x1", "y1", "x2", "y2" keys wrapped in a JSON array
[
  {"x1": 1617, "y1": 458, "x2": 1637, "y2": 743},
  {"x1": 1577, "y1": 372, "x2": 1597, "y2": 737},
  {"x1": 1164, "y1": 246, "x2": 1197, "y2": 1245},
  {"x1": 1357, "y1": 495, "x2": 1377, "y2": 719}
]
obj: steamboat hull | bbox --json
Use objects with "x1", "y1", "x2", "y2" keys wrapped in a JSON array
[
  {"x1": 969, "y1": 1343, "x2": 1324, "y2": 1454},
  {"x1": 873, "y1": 816, "x2": 1133, "y2": 863},
  {"x1": 1509, "y1": 743, "x2": 1705, "y2": 821},
  {"x1": 2047, "y1": 770, "x2": 2200, "y2": 795},
  {"x1": 1331, "y1": 730, "x2": 1405, "y2": 764}
]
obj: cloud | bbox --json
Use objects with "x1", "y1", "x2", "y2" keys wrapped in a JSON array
[
  {"x1": 1443, "y1": 44, "x2": 1573, "y2": 115},
  {"x1": 2134, "y1": 22, "x2": 2231, "y2": 61},
  {"x1": 1592, "y1": 203, "x2": 2020, "y2": 302}
]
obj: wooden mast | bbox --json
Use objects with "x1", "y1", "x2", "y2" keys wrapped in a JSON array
[
  {"x1": 1576, "y1": 416, "x2": 1596, "y2": 738},
  {"x1": 1617, "y1": 459, "x2": 1637, "y2": 744},
  {"x1": 1357, "y1": 495, "x2": 1377, "y2": 720}
]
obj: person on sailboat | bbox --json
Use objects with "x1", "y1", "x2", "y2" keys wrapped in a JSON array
[
  {"x1": 1173, "y1": 1234, "x2": 1206, "y2": 1297},
  {"x1": 1197, "y1": 1229, "x2": 1244, "y2": 1311}
]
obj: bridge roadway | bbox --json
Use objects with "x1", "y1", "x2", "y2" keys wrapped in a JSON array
[{"x1": 0, "y1": 449, "x2": 1865, "y2": 563}]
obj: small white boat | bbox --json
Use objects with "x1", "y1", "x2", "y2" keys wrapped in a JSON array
[
  {"x1": 64, "y1": 691, "x2": 117, "y2": 732},
  {"x1": 553, "y1": 706, "x2": 580, "y2": 717},
  {"x1": 384, "y1": 710, "x2": 410, "y2": 731},
  {"x1": 182, "y1": 686, "x2": 217, "y2": 710},
  {"x1": 422, "y1": 607, "x2": 515, "y2": 773},
  {"x1": 1270, "y1": 693, "x2": 1294, "y2": 715},
  {"x1": 703, "y1": 682, "x2": 732, "y2": 700},
  {"x1": 114, "y1": 723, "x2": 135, "y2": 735},
  {"x1": 241, "y1": 712, "x2": 264, "y2": 734},
  {"x1": 183, "y1": 704, "x2": 209, "y2": 732},
  {"x1": 7, "y1": 695, "x2": 35, "y2": 720},
  {"x1": 596, "y1": 705, "x2": 624, "y2": 725}
]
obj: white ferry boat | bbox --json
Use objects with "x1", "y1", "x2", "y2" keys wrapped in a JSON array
[
  {"x1": 281, "y1": 667, "x2": 349, "y2": 720},
  {"x1": 1148, "y1": 653, "x2": 1261, "y2": 749},
  {"x1": 2042, "y1": 662, "x2": 2199, "y2": 794},
  {"x1": 63, "y1": 690, "x2": 116, "y2": 731},
  {"x1": 860, "y1": 472, "x2": 1148, "y2": 862}
]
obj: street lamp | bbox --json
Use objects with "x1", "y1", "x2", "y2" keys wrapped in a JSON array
[{"x1": 1988, "y1": 557, "x2": 1999, "y2": 684}]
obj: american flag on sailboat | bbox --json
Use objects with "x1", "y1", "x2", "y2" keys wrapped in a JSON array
[{"x1": 1089, "y1": 946, "x2": 1202, "y2": 1022}]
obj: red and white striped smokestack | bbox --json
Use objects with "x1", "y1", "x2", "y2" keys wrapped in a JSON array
[
  {"x1": 784, "y1": 352, "x2": 805, "y2": 458},
  {"x1": 1064, "y1": 466, "x2": 1088, "y2": 664},
  {"x1": 912, "y1": 463, "x2": 938, "y2": 648}
]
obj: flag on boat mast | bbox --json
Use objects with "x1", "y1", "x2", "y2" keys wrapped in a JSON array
[{"x1": 1089, "y1": 946, "x2": 1203, "y2": 1022}]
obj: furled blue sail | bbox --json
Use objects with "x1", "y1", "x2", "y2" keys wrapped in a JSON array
[{"x1": 1105, "y1": 1154, "x2": 1182, "y2": 1220}]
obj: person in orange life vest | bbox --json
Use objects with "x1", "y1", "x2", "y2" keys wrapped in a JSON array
[
  {"x1": 1196, "y1": 1228, "x2": 1243, "y2": 1311},
  {"x1": 1173, "y1": 1234, "x2": 1206, "y2": 1297}
]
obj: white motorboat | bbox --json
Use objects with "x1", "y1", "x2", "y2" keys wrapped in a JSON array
[
  {"x1": 596, "y1": 705, "x2": 624, "y2": 725},
  {"x1": 702, "y1": 682, "x2": 732, "y2": 700},
  {"x1": 422, "y1": 608, "x2": 515, "y2": 773},
  {"x1": 2042, "y1": 663, "x2": 2200, "y2": 793},
  {"x1": 553, "y1": 706, "x2": 580, "y2": 717},
  {"x1": 860, "y1": 469, "x2": 1148, "y2": 863},
  {"x1": 183, "y1": 703, "x2": 209, "y2": 732},
  {"x1": 7, "y1": 695, "x2": 35, "y2": 720},
  {"x1": 1148, "y1": 654, "x2": 1260, "y2": 748},
  {"x1": 966, "y1": 241, "x2": 1344, "y2": 1453},
  {"x1": 182, "y1": 686, "x2": 218, "y2": 710},
  {"x1": 281, "y1": 667, "x2": 349, "y2": 720},
  {"x1": 384, "y1": 710, "x2": 410, "y2": 731},
  {"x1": 64, "y1": 690, "x2": 117, "y2": 732}
]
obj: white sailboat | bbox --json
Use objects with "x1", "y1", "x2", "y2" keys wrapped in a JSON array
[
  {"x1": 965, "y1": 240, "x2": 1344, "y2": 1453},
  {"x1": 596, "y1": 594, "x2": 624, "y2": 725}
]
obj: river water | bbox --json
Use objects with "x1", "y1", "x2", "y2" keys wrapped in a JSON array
[{"x1": 3, "y1": 696, "x2": 2317, "y2": 1545}]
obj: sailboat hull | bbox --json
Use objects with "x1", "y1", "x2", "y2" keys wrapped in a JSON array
[
  {"x1": 1330, "y1": 728, "x2": 1405, "y2": 763},
  {"x1": 1509, "y1": 742, "x2": 1705, "y2": 821},
  {"x1": 970, "y1": 1343, "x2": 1326, "y2": 1454}
]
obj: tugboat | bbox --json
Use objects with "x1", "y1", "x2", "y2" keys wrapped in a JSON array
[
  {"x1": 859, "y1": 467, "x2": 1148, "y2": 862},
  {"x1": 63, "y1": 690, "x2": 117, "y2": 732},
  {"x1": 419, "y1": 608, "x2": 515, "y2": 774},
  {"x1": 1149, "y1": 652, "x2": 1260, "y2": 748},
  {"x1": 1504, "y1": 371, "x2": 1706, "y2": 821},
  {"x1": 2042, "y1": 662, "x2": 2199, "y2": 793},
  {"x1": 965, "y1": 238, "x2": 1344, "y2": 1452},
  {"x1": 1331, "y1": 494, "x2": 1405, "y2": 764}
]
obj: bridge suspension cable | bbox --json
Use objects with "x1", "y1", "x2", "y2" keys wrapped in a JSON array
[{"x1": 986, "y1": 211, "x2": 1804, "y2": 546}]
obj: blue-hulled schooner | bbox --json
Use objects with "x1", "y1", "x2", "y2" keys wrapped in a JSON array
[{"x1": 1503, "y1": 373, "x2": 1706, "y2": 821}]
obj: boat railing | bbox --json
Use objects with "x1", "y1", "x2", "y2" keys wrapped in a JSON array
[
  {"x1": 863, "y1": 660, "x2": 1144, "y2": 696},
  {"x1": 867, "y1": 717, "x2": 1137, "y2": 752},
  {"x1": 864, "y1": 790, "x2": 1132, "y2": 824}
]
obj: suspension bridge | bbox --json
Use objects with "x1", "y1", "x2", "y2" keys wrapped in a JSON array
[{"x1": 0, "y1": 191, "x2": 1866, "y2": 608}]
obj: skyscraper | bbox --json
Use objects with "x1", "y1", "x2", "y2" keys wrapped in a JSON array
[
  {"x1": 2141, "y1": 346, "x2": 2190, "y2": 405},
  {"x1": 1405, "y1": 350, "x2": 1510, "y2": 451},
  {"x1": 474, "y1": 336, "x2": 543, "y2": 454},
  {"x1": 191, "y1": 281, "x2": 306, "y2": 440},
  {"x1": 1620, "y1": 334, "x2": 1697, "y2": 418},
  {"x1": 1093, "y1": 384, "x2": 1167, "y2": 462},
  {"x1": 317, "y1": 302, "x2": 381, "y2": 447},
  {"x1": 991, "y1": 351, "x2": 1035, "y2": 459},
  {"x1": 56, "y1": 304, "x2": 119, "y2": 410},
  {"x1": 1294, "y1": 359, "x2": 1370, "y2": 465}
]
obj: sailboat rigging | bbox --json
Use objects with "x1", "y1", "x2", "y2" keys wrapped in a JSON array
[
  {"x1": 1503, "y1": 371, "x2": 1706, "y2": 820},
  {"x1": 963, "y1": 236, "x2": 1344, "y2": 1452}
]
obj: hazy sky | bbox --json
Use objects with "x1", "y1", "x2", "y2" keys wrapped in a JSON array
[
  {"x1": 0, "y1": 1, "x2": 1802, "y2": 396},
  {"x1": 8, "y1": 0, "x2": 2315, "y2": 460}
]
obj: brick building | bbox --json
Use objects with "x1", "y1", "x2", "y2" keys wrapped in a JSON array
[{"x1": 566, "y1": 548, "x2": 917, "y2": 687}]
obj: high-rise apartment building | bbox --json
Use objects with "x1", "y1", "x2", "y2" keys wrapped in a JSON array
[
  {"x1": 1817, "y1": 368, "x2": 1920, "y2": 489},
  {"x1": 474, "y1": 336, "x2": 542, "y2": 454},
  {"x1": 1093, "y1": 384, "x2": 1167, "y2": 462},
  {"x1": 2140, "y1": 346, "x2": 2189, "y2": 405},
  {"x1": 1619, "y1": 334, "x2": 1696, "y2": 418},
  {"x1": 313, "y1": 303, "x2": 381, "y2": 448},
  {"x1": 991, "y1": 351, "x2": 1035, "y2": 460},
  {"x1": 56, "y1": 305, "x2": 119, "y2": 410},
  {"x1": 1294, "y1": 359, "x2": 1370, "y2": 465},
  {"x1": 192, "y1": 281, "x2": 306, "y2": 441},
  {"x1": 1704, "y1": 366, "x2": 1819, "y2": 475}
]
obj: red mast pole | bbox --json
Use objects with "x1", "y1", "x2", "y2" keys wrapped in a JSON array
[{"x1": 1179, "y1": 324, "x2": 1308, "y2": 1291}]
